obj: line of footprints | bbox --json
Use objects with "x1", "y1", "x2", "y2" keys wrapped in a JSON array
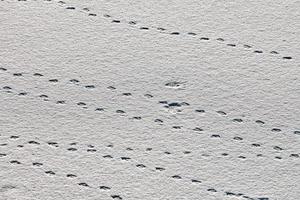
[
  {"x1": 1, "y1": 67, "x2": 299, "y2": 140},
  {"x1": 10, "y1": 0, "x2": 294, "y2": 61},
  {"x1": 1, "y1": 136, "x2": 272, "y2": 200},
  {"x1": 1, "y1": 68, "x2": 300, "y2": 161}
]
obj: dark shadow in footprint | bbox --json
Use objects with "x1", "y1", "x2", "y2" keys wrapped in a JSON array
[
  {"x1": 233, "y1": 136, "x2": 243, "y2": 141},
  {"x1": 28, "y1": 141, "x2": 40, "y2": 145},
  {"x1": 172, "y1": 126, "x2": 182, "y2": 129},
  {"x1": 290, "y1": 154, "x2": 299, "y2": 158},
  {"x1": 154, "y1": 119, "x2": 163, "y2": 123},
  {"x1": 282, "y1": 56, "x2": 292, "y2": 60},
  {"x1": 47, "y1": 142, "x2": 58, "y2": 147},
  {"x1": 107, "y1": 86, "x2": 116, "y2": 90},
  {"x1": 128, "y1": 21, "x2": 137, "y2": 25},
  {"x1": 120, "y1": 157, "x2": 131, "y2": 161},
  {"x1": 255, "y1": 120, "x2": 265, "y2": 125},
  {"x1": 78, "y1": 182, "x2": 89, "y2": 187},
  {"x1": 271, "y1": 128, "x2": 281, "y2": 132},
  {"x1": 140, "y1": 27, "x2": 149, "y2": 30},
  {"x1": 66, "y1": 7, "x2": 75, "y2": 10},
  {"x1": 122, "y1": 93, "x2": 132, "y2": 96},
  {"x1": 56, "y1": 100, "x2": 66, "y2": 104},
  {"x1": 39, "y1": 94, "x2": 48, "y2": 98},
  {"x1": 10, "y1": 160, "x2": 21, "y2": 164},
  {"x1": 95, "y1": 108, "x2": 104, "y2": 112},
  {"x1": 211, "y1": 134, "x2": 220, "y2": 138},
  {"x1": 32, "y1": 162, "x2": 43, "y2": 167},
  {"x1": 99, "y1": 186, "x2": 111, "y2": 190},
  {"x1": 216, "y1": 111, "x2": 227, "y2": 115},
  {"x1": 191, "y1": 179, "x2": 201, "y2": 183},
  {"x1": 171, "y1": 32, "x2": 180, "y2": 35},
  {"x1": 155, "y1": 167, "x2": 165, "y2": 171},
  {"x1": 116, "y1": 110, "x2": 125, "y2": 114},
  {"x1": 3, "y1": 86, "x2": 12, "y2": 90},
  {"x1": 112, "y1": 20, "x2": 120, "y2": 23},
  {"x1": 187, "y1": 32, "x2": 196, "y2": 36},
  {"x1": 67, "y1": 148, "x2": 77, "y2": 151},
  {"x1": 70, "y1": 79, "x2": 79, "y2": 83},
  {"x1": 33, "y1": 73, "x2": 44, "y2": 77},
  {"x1": 168, "y1": 102, "x2": 181, "y2": 107},
  {"x1": 254, "y1": 50, "x2": 263, "y2": 53},
  {"x1": 200, "y1": 37, "x2": 209, "y2": 40},
  {"x1": 111, "y1": 195, "x2": 122, "y2": 199},
  {"x1": 18, "y1": 92, "x2": 28, "y2": 96},
  {"x1": 233, "y1": 118, "x2": 243, "y2": 122},
  {"x1": 270, "y1": 51, "x2": 278, "y2": 54},
  {"x1": 207, "y1": 188, "x2": 217, "y2": 192},
  {"x1": 157, "y1": 27, "x2": 166, "y2": 31},
  {"x1": 227, "y1": 44, "x2": 236, "y2": 47},
  {"x1": 193, "y1": 127, "x2": 203, "y2": 132},
  {"x1": 77, "y1": 102, "x2": 86, "y2": 106},
  {"x1": 171, "y1": 175, "x2": 182, "y2": 179},
  {"x1": 103, "y1": 155, "x2": 113, "y2": 159},
  {"x1": 144, "y1": 94, "x2": 153, "y2": 98},
  {"x1": 165, "y1": 81, "x2": 185, "y2": 88},
  {"x1": 85, "y1": 85, "x2": 95, "y2": 89},
  {"x1": 45, "y1": 170, "x2": 55, "y2": 175},
  {"x1": 13, "y1": 73, "x2": 23, "y2": 76},
  {"x1": 136, "y1": 164, "x2": 146, "y2": 168},
  {"x1": 273, "y1": 146, "x2": 283, "y2": 151},
  {"x1": 159, "y1": 100, "x2": 168, "y2": 104},
  {"x1": 67, "y1": 174, "x2": 77, "y2": 178},
  {"x1": 294, "y1": 131, "x2": 300, "y2": 135},
  {"x1": 49, "y1": 79, "x2": 58, "y2": 83}
]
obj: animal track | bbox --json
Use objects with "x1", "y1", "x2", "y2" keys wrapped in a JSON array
[
  {"x1": 1, "y1": 0, "x2": 295, "y2": 62},
  {"x1": 78, "y1": 182, "x2": 89, "y2": 187},
  {"x1": 66, "y1": 174, "x2": 77, "y2": 178},
  {"x1": 111, "y1": 195, "x2": 122, "y2": 199},
  {"x1": 45, "y1": 170, "x2": 55, "y2": 175},
  {"x1": 32, "y1": 162, "x2": 43, "y2": 167},
  {"x1": 3, "y1": 135, "x2": 283, "y2": 200},
  {"x1": 10, "y1": 160, "x2": 21, "y2": 164},
  {"x1": 99, "y1": 186, "x2": 111, "y2": 190}
]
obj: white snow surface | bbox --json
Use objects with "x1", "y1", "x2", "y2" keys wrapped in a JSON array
[{"x1": 0, "y1": 0, "x2": 299, "y2": 200}]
